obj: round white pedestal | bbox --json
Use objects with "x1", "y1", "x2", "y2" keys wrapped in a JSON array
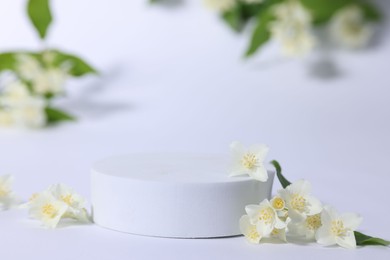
[{"x1": 91, "y1": 154, "x2": 274, "y2": 238}]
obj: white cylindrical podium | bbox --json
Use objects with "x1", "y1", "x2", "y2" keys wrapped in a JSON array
[{"x1": 91, "y1": 154, "x2": 274, "y2": 238}]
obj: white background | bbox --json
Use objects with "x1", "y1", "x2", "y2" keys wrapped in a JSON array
[{"x1": 0, "y1": 0, "x2": 389, "y2": 259}]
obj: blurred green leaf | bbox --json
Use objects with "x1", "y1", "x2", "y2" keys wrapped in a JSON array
[
  {"x1": 300, "y1": 0, "x2": 354, "y2": 24},
  {"x1": 45, "y1": 107, "x2": 75, "y2": 124},
  {"x1": 27, "y1": 0, "x2": 53, "y2": 39},
  {"x1": 245, "y1": 10, "x2": 274, "y2": 57},
  {"x1": 222, "y1": 3, "x2": 264, "y2": 33},
  {"x1": 355, "y1": 231, "x2": 390, "y2": 246},
  {"x1": 301, "y1": 0, "x2": 382, "y2": 24},
  {"x1": 0, "y1": 51, "x2": 97, "y2": 77},
  {"x1": 222, "y1": 6, "x2": 244, "y2": 32},
  {"x1": 244, "y1": 0, "x2": 284, "y2": 57},
  {"x1": 49, "y1": 50, "x2": 98, "y2": 77},
  {"x1": 0, "y1": 53, "x2": 17, "y2": 72},
  {"x1": 357, "y1": 1, "x2": 382, "y2": 21}
]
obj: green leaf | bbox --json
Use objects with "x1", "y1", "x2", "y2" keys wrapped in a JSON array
[
  {"x1": 300, "y1": 0, "x2": 381, "y2": 25},
  {"x1": 0, "y1": 50, "x2": 97, "y2": 78},
  {"x1": 222, "y1": 6, "x2": 244, "y2": 32},
  {"x1": 270, "y1": 160, "x2": 291, "y2": 189},
  {"x1": 50, "y1": 50, "x2": 98, "y2": 77},
  {"x1": 300, "y1": 0, "x2": 354, "y2": 24},
  {"x1": 45, "y1": 107, "x2": 75, "y2": 124},
  {"x1": 357, "y1": 2, "x2": 382, "y2": 21},
  {"x1": 27, "y1": 0, "x2": 53, "y2": 39},
  {"x1": 245, "y1": 10, "x2": 273, "y2": 57},
  {"x1": 244, "y1": 0, "x2": 284, "y2": 57},
  {"x1": 222, "y1": 3, "x2": 265, "y2": 33},
  {"x1": 241, "y1": 3, "x2": 264, "y2": 19},
  {"x1": 0, "y1": 53, "x2": 18, "y2": 72},
  {"x1": 355, "y1": 231, "x2": 390, "y2": 246}
]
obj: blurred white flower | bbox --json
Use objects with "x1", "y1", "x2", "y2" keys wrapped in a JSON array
[
  {"x1": 230, "y1": 141, "x2": 269, "y2": 181},
  {"x1": 329, "y1": 6, "x2": 373, "y2": 49},
  {"x1": 269, "y1": 0, "x2": 316, "y2": 56},
  {"x1": 15, "y1": 53, "x2": 67, "y2": 95},
  {"x1": 0, "y1": 81, "x2": 31, "y2": 103},
  {"x1": 242, "y1": 0, "x2": 264, "y2": 4},
  {"x1": 48, "y1": 184, "x2": 90, "y2": 222},
  {"x1": 32, "y1": 68, "x2": 67, "y2": 95},
  {"x1": 0, "y1": 81, "x2": 46, "y2": 128},
  {"x1": 0, "y1": 175, "x2": 20, "y2": 210},
  {"x1": 240, "y1": 215, "x2": 262, "y2": 243},
  {"x1": 288, "y1": 213, "x2": 322, "y2": 240},
  {"x1": 278, "y1": 180, "x2": 322, "y2": 221},
  {"x1": 8, "y1": 96, "x2": 46, "y2": 128},
  {"x1": 245, "y1": 199, "x2": 286, "y2": 238},
  {"x1": 204, "y1": 0, "x2": 236, "y2": 12},
  {"x1": 316, "y1": 206, "x2": 362, "y2": 249},
  {"x1": 0, "y1": 110, "x2": 13, "y2": 126},
  {"x1": 28, "y1": 191, "x2": 68, "y2": 228},
  {"x1": 16, "y1": 54, "x2": 43, "y2": 82}
]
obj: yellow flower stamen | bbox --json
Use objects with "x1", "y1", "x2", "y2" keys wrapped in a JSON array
[
  {"x1": 241, "y1": 153, "x2": 258, "y2": 169},
  {"x1": 42, "y1": 203, "x2": 56, "y2": 218},
  {"x1": 29, "y1": 193, "x2": 38, "y2": 201},
  {"x1": 248, "y1": 228, "x2": 260, "y2": 242},
  {"x1": 272, "y1": 197, "x2": 285, "y2": 210},
  {"x1": 306, "y1": 214, "x2": 322, "y2": 230},
  {"x1": 331, "y1": 220, "x2": 347, "y2": 236},
  {"x1": 61, "y1": 194, "x2": 73, "y2": 205},
  {"x1": 291, "y1": 194, "x2": 306, "y2": 212},
  {"x1": 258, "y1": 207, "x2": 274, "y2": 224},
  {"x1": 0, "y1": 187, "x2": 9, "y2": 197}
]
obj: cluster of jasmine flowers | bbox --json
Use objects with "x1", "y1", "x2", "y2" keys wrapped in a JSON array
[
  {"x1": 204, "y1": 0, "x2": 377, "y2": 57},
  {"x1": 0, "y1": 53, "x2": 68, "y2": 128},
  {"x1": 0, "y1": 175, "x2": 89, "y2": 228},
  {"x1": 230, "y1": 142, "x2": 363, "y2": 249},
  {"x1": 240, "y1": 182, "x2": 361, "y2": 249}
]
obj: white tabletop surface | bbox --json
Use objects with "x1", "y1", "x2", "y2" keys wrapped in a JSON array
[{"x1": 1, "y1": 0, "x2": 389, "y2": 259}]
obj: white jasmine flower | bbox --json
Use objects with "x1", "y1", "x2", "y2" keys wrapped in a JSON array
[
  {"x1": 269, "y1": 227, "x2": 287, "y2": 242},
  {"x1": 288, "y1": 213, "x2": 322, "y2": 240},
  {"x1": 16, "y1": 54, "x2": 43, "y2": 82},
  {"x1": 0, "y1": 175, "x2": 20, "y2": 210},
  {"x1": 269, "y1": 0, "x2": 316, "y2": 56},
  {"x1": 0, "y1": 81, "x2": 30, "y2": 104},
  {"x1": 9, "y1": 96, "x2": 47, "y2": 128},
  {"x1": 0, "y1": 110, "x2": 13, "y2": 126},
  {"x1": 270, "y1": 196, "x2": 286, "y2": 211},
  {"x1": 203, "y1": 0, "x2": 236, "y2": 12},
  {"x1": 316, "y1": 206, "x2": 362, "y2": 249},
  {"x1": 329, "y1": 5, "x2": 373, "y2": 49},
  {"x1": 27, "y1": 191, "x2": 68, "y2": 228},
  {"x1": 48, "y1": 184, "x2": 90, "y2": 222},
  {"x1": 278, "y1": 180, "x2": 322, "y2": 221},
  {"x1": 0, "y1": 81, "x2": 47, "y2": 128},
  {"x1": 270, "y1": 196, "x2": 289, "y2": 219},
  {"x1": 230, "y1": 141, "x2": 269, "y2": 181},
  {"x1": 245, "y1": 199, "x2": 286, "y2": 237},
  {"x1": 32, "y1": 68, "x2": 67, "y2": 95},
  {"x1": 239, "y1": 215, "x2": 262, "y2": 243},
  {"x1": 24, "y1": 184, "x2": 90, "y2": 228}
]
